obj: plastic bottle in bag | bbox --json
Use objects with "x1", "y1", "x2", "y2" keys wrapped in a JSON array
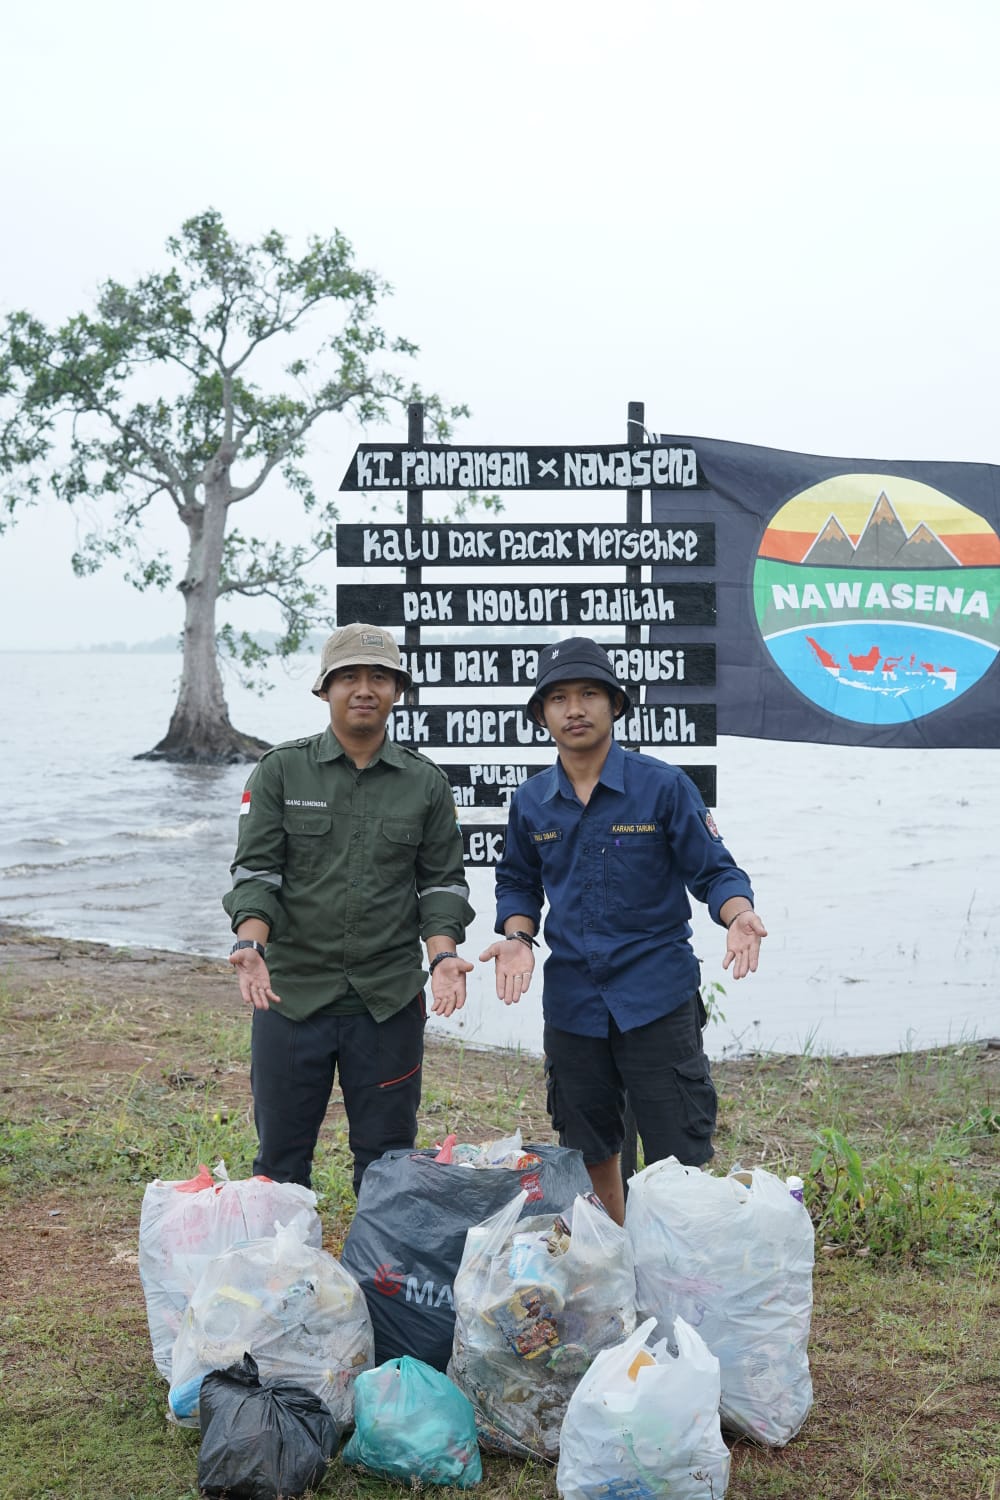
[
  {"x1": 557, "y1": 1316, "x2": 731, "y2": 1500},
  {"x1": 626, "y1": 1157, "x2": 814, "y2": 1448}
]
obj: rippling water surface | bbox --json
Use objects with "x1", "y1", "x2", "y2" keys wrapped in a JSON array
[{"x1": 1, "y1": 651, "x2": 996, "y2": 1058}]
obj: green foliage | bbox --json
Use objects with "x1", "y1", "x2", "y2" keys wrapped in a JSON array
[
  {"x1": 0, "y1": 208, "x2": 469, "y2": 704},
  {"x1": 0, "y1": 1090, "x2": 256, "y2": 1193},
  {"x1": 701, "y1": 979, "x2": 727, "y2": 1026},
  {"x1": 3, "y1": 948, "x2": 999, "y2": 1500},
  {"x1": 808, "y1": 1125, "x2": 999, "y2": 1261},
  {"x1": 950, "y1": 1103, "x2": 1000, "y2": 1140}
]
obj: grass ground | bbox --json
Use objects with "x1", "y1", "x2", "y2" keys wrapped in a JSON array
[{"x1": 0, "y1": 924, "x2": 997, "y2": 1500}]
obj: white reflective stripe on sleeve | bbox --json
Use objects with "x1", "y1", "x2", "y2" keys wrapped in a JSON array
[
  {"x1": 232, "y1": 866, "x2": 283, "y2": 888},
  {"x1": 418, "y1": 883, "x2": 470, "y2": 899}
]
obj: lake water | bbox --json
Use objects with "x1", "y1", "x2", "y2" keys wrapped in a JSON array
[{"x1": 1, "y1": 651, "x2": 996, "y2": 1058}]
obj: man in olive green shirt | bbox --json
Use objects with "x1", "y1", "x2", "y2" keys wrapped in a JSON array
[{"x1": 224, "y1": 623, "x2": 474, "y2": 1193}]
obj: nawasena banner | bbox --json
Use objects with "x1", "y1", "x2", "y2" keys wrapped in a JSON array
[{"x1": 651, "y1": 435, "x2": 1000, "y2": 748}]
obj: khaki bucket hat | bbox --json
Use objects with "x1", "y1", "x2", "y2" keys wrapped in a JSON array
[{"x1": 311, "y1": 623, "x2": 412, "y2": 695}]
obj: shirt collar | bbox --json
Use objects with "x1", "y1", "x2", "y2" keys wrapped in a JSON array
[
  {"x1": 546, "y1": 738, "x2": 626, "y2": 801},
  {"x1": 318, "y1": 727, "x2": 405, "y2": 769}
]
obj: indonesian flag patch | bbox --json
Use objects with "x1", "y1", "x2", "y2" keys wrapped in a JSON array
[{"x1": 240, "y1": 790, "x2": 252, "y2": 816}]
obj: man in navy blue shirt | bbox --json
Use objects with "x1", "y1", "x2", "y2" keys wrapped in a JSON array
[{"x1": 481, "y1": 637, "x2": 767, "y2": 1222}]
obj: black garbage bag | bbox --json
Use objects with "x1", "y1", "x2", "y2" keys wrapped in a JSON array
[
  {"x1": 198, "y1": 1353, "x2": 341, "y2": 1500},
  {"x1": 341, "y1": 1143, "x2": 593, "y2": 1370}
]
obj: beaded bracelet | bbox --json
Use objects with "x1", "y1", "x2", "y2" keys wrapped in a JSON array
[
  {"x1": 726, "y1": 909, "x2": 753, "y2": 930},
  {"x1": 428, "y1": 951, "x2": 458, "y2": 973}
]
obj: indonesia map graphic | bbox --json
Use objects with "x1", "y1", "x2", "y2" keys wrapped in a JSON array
[{"x1": 753, "y1": 475, "x2": 1000, "y2": 726}]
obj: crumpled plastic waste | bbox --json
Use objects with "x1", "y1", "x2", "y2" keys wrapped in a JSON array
[
  {"x1": 341, "y1": 1139, "x2": 594, "y2": 1372},
  {"x1": 168, "y1": 1216, "x2": 373, "y2": 1429},
  {"x1": 449, "y1": 1190, "x2": 637, "y2": 1460},
  {"x1": 434, "y1": 1129, "x2": 543, "y2": 1171},
  {"x1": 343, "y1": 1355, "x2": 483, "y2": 1488},
  {"x1": 625, "y1": 1156, "x2": 815, "y2": 1447},
  {"x1": 557, "y1": 1315, "x2": 731, "y2": 1500},
  {"x1": 138, "y1": 1159, "x2": 321, "y2": 1380}
]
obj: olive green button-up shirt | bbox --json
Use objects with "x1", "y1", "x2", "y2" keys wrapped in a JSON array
[{"x1": 223, "y1": 728, "x2": 474, "y2": 1022}]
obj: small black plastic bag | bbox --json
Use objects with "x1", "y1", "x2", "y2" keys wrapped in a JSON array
[{"x1": 198, "y1": 1353, "x2": 340, "y2": 1500}]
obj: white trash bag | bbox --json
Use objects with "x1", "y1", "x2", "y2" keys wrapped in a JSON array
[
  {"x1": 138, "y1": 1160, "x2": 321, "y2": 1379},
  {"x1": 168, "y1": 1215, "x2": 374, "y2": 1428},
  {"x1": 449, "y1": 1190, "x2": 637, "y2": 1460},
  {"x1": 625, "y1": 1158, "x2": 814, "y2": 1447},
  {"x1": 557, "y1": 1315, "x2": 730, "y2": 1500}
]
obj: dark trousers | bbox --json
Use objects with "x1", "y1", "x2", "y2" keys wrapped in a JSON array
[
  {"x1": 250, "y1": 995, "x2": 426, "y2": 1194},
  {"x1": 543, "y1": 993, "x2": 717, "y2": 1168}
]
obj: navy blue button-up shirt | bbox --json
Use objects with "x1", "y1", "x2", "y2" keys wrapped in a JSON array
[{"x1": 495, "y1": 741, "x2": 754, "y2": 1037}]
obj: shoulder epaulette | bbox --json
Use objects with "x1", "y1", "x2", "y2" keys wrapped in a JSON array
[
  {"x1": 258, "y1": 734, "x2": 317, "y2": 761},
  {"x1": 399, "y1": 744, "x2": 452, "y2": 782}
]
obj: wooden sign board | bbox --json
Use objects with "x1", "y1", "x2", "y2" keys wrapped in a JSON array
[
  {"x1": 462, "y1": 825, "x2": 508, "y2": 866},
  {"x1": 336, "y1": 522, "x2": 714, "y2": 567},
  {"x1": 397, "y1": 643, "x2": 716, "y2": 689},
  {"x1": 389, "y1": 703, "x2": 716, "y2": 747},
  {"x1": 340, "y1": 444, "x2": 701, "y2": 492},
  {"x1": 443, "y1": 763, "x2": 544, "y2": 807},
  {"x1": 338, "y1": 583, "x2": 716, "y2": 628},
  {"x1": 444, "y1": 761, "x2": 716, "y2": 808}
]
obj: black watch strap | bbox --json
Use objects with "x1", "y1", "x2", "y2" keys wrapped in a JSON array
[{"x1": 231, "y1": 938, "x2": 267, "y2": 958}]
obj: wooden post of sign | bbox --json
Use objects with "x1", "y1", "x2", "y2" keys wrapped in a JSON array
[
  {"x1": 404, "y1": 402, "x2": 423, "y2": 706},
  {"x1": 620, "y1": 399, "x2": 645, "y2": 1196}
]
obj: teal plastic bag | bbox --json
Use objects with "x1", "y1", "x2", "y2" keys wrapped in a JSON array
[{"x1": 343, "y1": 1356, "x2": 482, "y2": 1488}]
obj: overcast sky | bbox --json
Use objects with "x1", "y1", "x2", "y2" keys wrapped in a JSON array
[{"x1": 1, "y1": 0, "x2": 998, "y2": 648}]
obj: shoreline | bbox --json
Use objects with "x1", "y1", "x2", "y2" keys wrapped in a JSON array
[{"x1": 3, "y1": 919, "x2": 997, "y2": 1065}]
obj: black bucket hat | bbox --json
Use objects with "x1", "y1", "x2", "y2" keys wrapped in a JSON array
[{"x1": 526, "y1": 637, "x2": 631, "y2": 720}]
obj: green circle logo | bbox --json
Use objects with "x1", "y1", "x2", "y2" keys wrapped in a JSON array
[{"x1": 753, "y1": 475, "x2": 1000, "y2": 725}]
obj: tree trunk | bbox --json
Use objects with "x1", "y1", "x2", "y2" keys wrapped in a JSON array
[{"x1": 136, "y1": 490, "x2": 271, "y2": 764}]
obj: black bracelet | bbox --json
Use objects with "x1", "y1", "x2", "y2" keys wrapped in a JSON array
[
  {"x1": 726, "y1": 910, "x2": 752, "y2": 930},
  {"x1": 231, "y1": 938, "x2": 267, "y2": 958},
  {"x1": 508, "y1": 930, "x2": 538, "y2": 949},
  {"x1": 428, "y1": 951, "x2": 458, "y2": 973}
]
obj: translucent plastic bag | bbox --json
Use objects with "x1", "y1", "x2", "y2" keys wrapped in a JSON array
[
  {"x1": 343, "y1": 1355, "x2": 483, "y2": 1487},
  {"x1": 168, "y1": 1216, "x2": 373, "y2": 1428},
  {"x1": 139, "y1": 1159, "x2": 321, "y2": 1379},
  {"x1": 449, "y1": 1190, "x2": 637, "y2": 1461},
  {"x1": 341, "y1": 1137, "x2": 592, "y2": 1370},
  {"x1": 625, "y1": 1158, "x2": 814, "y2": 1446},
  {"x1": 198, "y1": 1353, "x2": 340, "y2": 1500},
  {"x1": 557, "y1": 1315, "x2": 730, "y2": 1500}
]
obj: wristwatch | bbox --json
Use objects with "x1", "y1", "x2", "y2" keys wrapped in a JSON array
[{"x1": 230, "y1": 939, "x2": 267, "y2": 958}]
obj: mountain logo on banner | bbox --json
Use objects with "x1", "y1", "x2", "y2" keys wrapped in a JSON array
[{"x1": 753, "y1": 474, "x2": 1000, "y2": 727}]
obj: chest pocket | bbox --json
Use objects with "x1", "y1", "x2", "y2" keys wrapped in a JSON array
[
  {"x1": 376, "y1": 819, "x2": 422, "y2": 885},
  {"x1": 603, "y1": 833, "x2": 664, "y2": 918},
  {"x1": 282, "y1": 811, "x2": 331, "y2": 877}
]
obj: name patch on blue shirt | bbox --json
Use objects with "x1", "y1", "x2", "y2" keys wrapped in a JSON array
[{"x1": 494, "y1": 742, "x2": 755, "y2": 1038}]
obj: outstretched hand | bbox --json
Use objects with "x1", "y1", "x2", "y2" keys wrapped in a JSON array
[
  {"x1": 429, "y1": 954, "x2": 474, "y2": 1017},
  {"x1": 228, "y1": 948, "x2": 282, "y2": 1011},
  {"x1": 480, "y1": 937, "x2": 535, "y2": 1006},
  {"x1": 723, "y1": 910, "x2": 768, "y2": 980}
]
